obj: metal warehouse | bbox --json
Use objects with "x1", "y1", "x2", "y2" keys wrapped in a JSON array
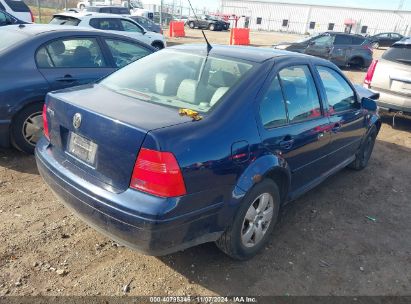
[{"x1": 220, "y1": 0, "x2": 411, "y2": 36}]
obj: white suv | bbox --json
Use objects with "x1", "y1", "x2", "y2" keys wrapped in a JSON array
[
  {"x1": 0, "y1": 0, "x2": 33, "y2": 23},
  {"x1": 50, "y1": 12, "x2": 166, "y2": 49}
]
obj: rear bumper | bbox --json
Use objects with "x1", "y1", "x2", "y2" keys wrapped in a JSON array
[
  {"x1": 35, "y1": 138, "x2": 224, "y2": 255},
  {"x1": 0, "y1": 120, "x2": 11, "y2": 148},
  {"x1": 370, "y1": 87, "x2": 411, "y2": 114}
]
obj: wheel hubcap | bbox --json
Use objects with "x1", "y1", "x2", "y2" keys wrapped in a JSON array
[
  {"x1": 22, "y1": 111, "x2": 43, "y2": 146},
  {"x1": 241, "y1": 193, "x2": 274, "y2": 248}
]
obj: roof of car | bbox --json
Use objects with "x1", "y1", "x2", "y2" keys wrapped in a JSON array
[
  {"x1": 393, "y1": 37, "x2": 411, "y2": 45},
  {"x1": 0, "y1": 23, "x2": 116, "y2": 36},
  {"x1": 170, "y1": 44, "x2": 314, "y2": 63},
  {"x1": 54, "y1": 12, "x2": 129, "y2": 19}
]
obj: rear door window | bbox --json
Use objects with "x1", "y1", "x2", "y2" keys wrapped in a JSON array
[
  {"x1": 334, "y1": 35, "x2": 352, "y2": 45},
  {"x1": 36, "y1": 38, "x2": 107, "y2": 68},
  {"x1": 4, "y1": 0, "x2": 30, "y2": 12},
  {"x1": 89, "y1": 18, "x2": 122, "y2": 31},
  {"x1": 352, "y1": 36, "x2": 365, "y2": 45},
  {"x1": 382, "y1": 45, "x2": 411, "y2": 65},
  {"x1": 278, "y1": 65, "x2": 322, "y2": 123},
  {"x1": 317, "y1": 66, "x2": 358, "y2": 112},
  {"x1": 104, "y1": 39, "x2": 151, "y2": 68},
  {"x1": 259, "y1": 76, "x2": 288, "y2": 128}
]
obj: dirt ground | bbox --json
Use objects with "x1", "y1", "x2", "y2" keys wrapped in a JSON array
[{"x1": 0, "y1": 29, "x2": 410, "y2": 297}]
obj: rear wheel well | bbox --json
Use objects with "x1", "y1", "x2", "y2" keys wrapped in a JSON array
[
  {"x1": 265, "y1": 169, "x2": 289, "y2": 204},
  {"x1": 349, "y1": 56, "x2": 365, "y2": 68},
  {"x1": 151, "y1": 41, "x2": 164, "y2": 50}
]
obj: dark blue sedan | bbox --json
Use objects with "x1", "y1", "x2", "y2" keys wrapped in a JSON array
[
  {"x1": 0, "y1": 24, "x2": 154, "y2": 153},
  {"x1": 36, "y1": 45, "x2": 381, "y2": 260}
]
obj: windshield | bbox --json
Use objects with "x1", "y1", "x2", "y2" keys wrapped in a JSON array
[
  {"x1": 100, "y1": 50, "x2": 255, "y2": 113},
  {"x1": 0, "y1": 30, "x2": 27, "y2": 52}
]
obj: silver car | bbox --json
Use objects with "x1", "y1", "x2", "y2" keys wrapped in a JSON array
[{"x1": 364, "y1": 38, "x2": 411, "y2": 115}]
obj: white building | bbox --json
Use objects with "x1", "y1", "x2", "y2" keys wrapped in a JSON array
[{"x1": 220, "y1": 0, "x2": 411, "y2": 36}]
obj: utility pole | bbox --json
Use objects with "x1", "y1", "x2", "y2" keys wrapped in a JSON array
[{"x1": 160, "y1": 0, "x2": 163, "y2": 26}]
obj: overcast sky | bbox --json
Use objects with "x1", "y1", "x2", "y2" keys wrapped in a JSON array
[{"x1": 185, "y1": 0, "x2": 410, "y2": 11}]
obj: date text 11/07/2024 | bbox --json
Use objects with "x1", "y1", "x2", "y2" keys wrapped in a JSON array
[{"x1": 149, "y1": 296, "x2": 258, "y2": 303}]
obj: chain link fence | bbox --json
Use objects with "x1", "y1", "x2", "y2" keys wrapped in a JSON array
[{"x1": 23, "y1": 0, "x2": 214, "y2": 25}]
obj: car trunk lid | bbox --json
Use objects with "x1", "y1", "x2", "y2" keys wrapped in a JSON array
[{"x1": 46, "y1": 84, "x2": 192, "y2": 192}]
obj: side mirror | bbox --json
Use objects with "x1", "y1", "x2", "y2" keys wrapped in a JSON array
[{"x1": 361, "y1": 97, "x2": 377, "y2": 111}]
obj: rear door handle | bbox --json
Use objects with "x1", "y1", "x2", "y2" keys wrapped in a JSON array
[
  {"x1": 279, "y1": 137, "x2": 294, "y2": 149},
  {"x1": 332, "y1": 123, "x2": 342, "y2": 133},
  {"x1": 56, "y1": 75, "x2": 77, "y2": 82}
]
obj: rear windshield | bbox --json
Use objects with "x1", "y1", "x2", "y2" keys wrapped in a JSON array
[
  {"x1": 0, "y1": 30, "x2": 27, "y2": 51},
  {"x1": 100, "y1": 50, "x2": 255, "y2": 113},
  {"x1": 382, "y1": 45, "x2": 411, "y2": 65},
  {"x1": 111, "y1": 7, "x2": 130, "y2": 14},
  {"x1": 49, "y1": 15, "x2": 80, "y2": 26},
  {"x1": 4, "y1": 0, "x2": 30, "y2": 12}
]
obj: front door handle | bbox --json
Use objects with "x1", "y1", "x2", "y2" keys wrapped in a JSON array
[
  {"x1": 279, "y1": 136, "x2": 294, "y2": 150},
  {"x1": 332, "y1": 123, "x2": 342, "y2": 133}
]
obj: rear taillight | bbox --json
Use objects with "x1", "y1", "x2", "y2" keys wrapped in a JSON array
[
  {"x1": 130, "y1": 148, "x2": 186, "y2": 197},
  {"x1": 30, "y1": 10, "x2": 35, "y2": 22},
  {"x1": 362, "y1": 44, "x2": 373, "y2": 53},
  {"x1": 42, "y1": 104, "x2": 49, "y2": 140},
  {"x1": 364, "y1": 59, "x2": 378, "y2": 88}
]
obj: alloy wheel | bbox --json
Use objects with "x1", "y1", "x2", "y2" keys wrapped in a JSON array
[
  {"x1": 241, "y1": 193, "x2": 274, "y2": 248},
  {"x1": 22, "y1": 111, "x2": 43, "y2": 146}
]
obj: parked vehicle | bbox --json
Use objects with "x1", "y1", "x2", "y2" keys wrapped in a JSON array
[
  {"x1": 209, "y1": 14, "x2": 230, "y2": 30},
  {"x1": 0, "y1": 24, "x2": 154, "y2": 153},
  {"x1": 50, "y1": 12, "x2": 166, "y2": 49},
  {"x1": 274, "y1": 32, "x2": 373, "y2": 69},
  {"x1": 77, "y1": 0, "x2": 110, "y2": 10},
  {"x1": 0, "y1": 0, "x2": 33, "y2": 23},
  {"x1": 364, "y1": 38, "x2": 411, "y2": 115},
  {"x1": 129, "y1": 15, "x2": 161, "y2": 34},
  {"x1": 369, "y1": 32, "x2": 404, "y2": 49},
  {"x1": 186, "y1": 15, "x2": 226, "y2": 31},
  {"x1": 85, "y1": 6, "x2": 130, "y2": 15},
  {"x1": 36, "y1": 45, "x2": 380, "y2": 260},
  {"x1": 0, "y1": 8, "x2": 26, "y2": 26}
]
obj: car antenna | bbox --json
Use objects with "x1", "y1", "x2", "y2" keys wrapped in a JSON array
[{"x1": 187, "y1": 0, "x2": 212, "y2": 53}]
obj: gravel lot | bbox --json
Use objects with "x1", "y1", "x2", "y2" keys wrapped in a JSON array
[{"x1": 0, "y1": 29, "x2": 410, "y2": 297}]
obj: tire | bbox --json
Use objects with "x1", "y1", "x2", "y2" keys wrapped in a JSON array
[
  {"x1": 348, "y1": 126, "x2": 377, "y2": 170},
  {"x1": 349, "y1": 57, "x2": 365, "y2": 69},
  {"x1": 216, "y1": 179, "x2": 280, "y2": 260},
  {"x1": 209, "y1": 24, "x2": 215, "y2": 31},
  {"x1": 11, "y1": 103, "x2": 44, "y2": 154},
  {"x1": 151, "y1": 42, "x2": 164, "y2": 50},
  {"x1": 188, "y1": 21, "x2": 195, "y2": 29}
]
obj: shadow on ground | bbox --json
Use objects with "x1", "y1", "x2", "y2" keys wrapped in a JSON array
[{"x1": 0, "y1": 148, "x2": 38, "y2": 175}]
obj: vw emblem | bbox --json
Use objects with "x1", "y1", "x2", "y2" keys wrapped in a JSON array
[{"x1": 73, "y1": 113, "x2": 82, "y2": 129}]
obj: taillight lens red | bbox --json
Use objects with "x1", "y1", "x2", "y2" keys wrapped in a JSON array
[
  {"x1": 30, "y1": 10, "x2": 35, "y2": 22},
  {"x1": 130, "y1": 148, "x2": 186, "y2": 197},
  {"x1": 364, "y1": 59, "x2": 378, "y2": 88},
  {"x1": 42, "y1": 104, "x2": 50, "y2": 140}
]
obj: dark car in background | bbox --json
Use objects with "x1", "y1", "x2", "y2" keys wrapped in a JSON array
[
  {"x1": 0, "y1": 8, "x2": 26, "y2": 26},
  {"x1": 186, "y1": 15, "x2": 226, "y2": 31},
  {"x1": 85, "y1": 6, "x2": 130, "y2": 15},
  {"x1": 36, "y1": 45, "x2": 380, "y2": 260},
  {"x1": 364, "y1": 38, "x2": 411, "y2": 115},
  {"x1": 129, "y1": 15, "x2": 162, "y2": 33},
  {"x1": 369, "y1": 32, "x2": 404, "y2": 49},
  {"x1": 274, "y1": 32, "x2": 373, "y2": 69},
  {"x1": 0, "y1": 24, "x2": 154, "y2": 153}
]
